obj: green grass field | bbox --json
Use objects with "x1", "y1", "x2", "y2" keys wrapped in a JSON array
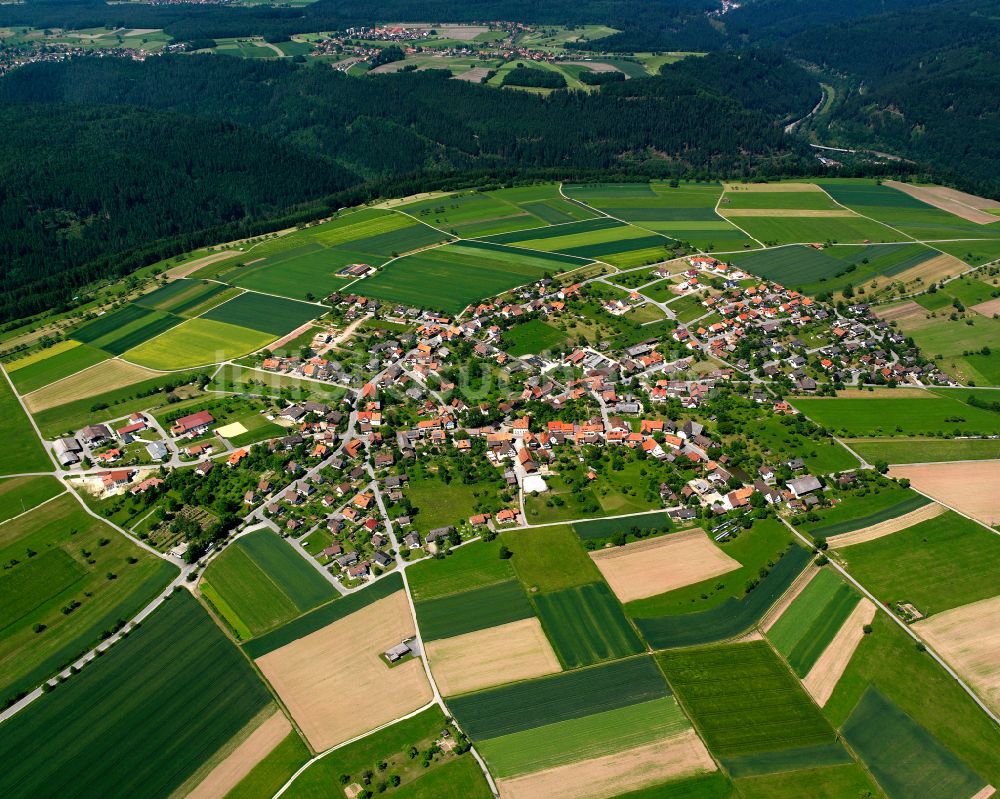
[
  {"x1": 501, "y1": 523, "x2": 602, "y2": 592},
  {"x1": 414, "y1": 579, "x2": 534, "y2": 641},
  {"x1": 136, "y1": 279, "x2": 229, "y2": 315},
  {"x1": 0, "y1": 590, "x2": 272, "y2": 799},
  {"x1": 0, "y1": 493, "x2": 177, "y2": 701},
  {"x1": 6, "y1": 341, "x2": 109, "y2": 394},
  {"x1": 243, "y1": 573, "x2": 402, "y2": 659},
  {"x1": 634, "y1": 544, "x2": 811, "y2": 649},
  {"x1": 407, "y1": 538, "x2": 516, "y2": 601},
  {"x1": 449, "y1": 655, "x2": 669, "y2": 741},
  {"x1": 477, "y1": 696, "x2": 690, "y2": 778},
  {"x1": 404, "y1": 475, "x2": 487, "y2": 532},
  {"x1": 503, "y1": 319, "x2": 566, "y2": 356},
  {"x1": 0, "y1": 373, "x2": 50, "y2": 473},
  {"x1": 125, "y1": 318, "x2": 274, "y2": 369},
  {"x1": 836, "y1": 510, "x2": 1000, "y2": 615},
  {"x1": 842, "y1": 687, "x2": 989, "y2": 799},
  {"x1": 200, "y1": 529, "x2": 337, "y2": 639},
  {"x1": 731, "y1": 215, "x2": 900, "y2": 246},
  {"x1": 223, "y1": 731, "x2": 310, "y2": 799},
  {"x1": 734, "y1": 764, "x2": 881, "y2": 799},
  {"x1": 794, "y1": 395, "x2": 1000, "y2": 437},
  {"x1": 845, "y1": 437, "x2": 1000, "y2": 463},
  {"x1": 201, "y1": 292, "x2": 320, "y2": 336},
  {"x1": 0, "y1": 475, "x2": 63, "y2": 523},
  {"x1": 532, "y1": 581, "x2": 644, "y2": 668},
  {"x1": 281, "y1": 706, "x2": 490, "y2": 799},
  {"x1": 658, "y1": 641, "x2": 839, "y2": 758},
  {"x1": 358, "y1": 240, "x2": 585, "y2": 314},
  {"x1": 572, "y1": 510, "x2": 673, "y2": 542},
  {"x1": 767, "y1": 569, "x2": 861, "y2": 677},
  {"x1": 804, "y1": 491, "x2": 930, "y2": 539}
]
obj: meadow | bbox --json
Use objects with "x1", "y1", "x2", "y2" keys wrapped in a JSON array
[
  {"x1": 0, "y1": 371, "x2": 51, "y2": 473},
  {"x1": 503, "y1": 319, "x2": 566, "y2": 356},
  {"x1": 0, "y1": 591, "x2": 273, "y2": 799},
  {"x1": 734, "y1": 764, "x2": 879, "y2": 799},
  {"x1": 836, "y1": 510, "x2": 1000, "y2": 615},
  {"x1": 767, "y1": 569, "x2": 861, "y2": 677},
  {"x1": 201, "y1": 292, "x2": 320, "y2": 336},
  {"x1": 842, "y1": 686, "x2": 989, "y2": 799},
  {"x1": 845, "y1": 437, "x2": 1000, "y2": 463},
  {"x1": 477, "y1": 696, "x2": 690, "y2": 778},
  {"x1": 223, "y1": 731, "x2": 310, "y2": 799},
  {"x1": 414, "y1": 578, "x2": 534, "y2": 641},
  {"x1": 794, "y1": 395, "x2": 1000, "y2": 437},
  {"x1": 135, "y1": 279, "x2": 229, "y2": 316},
  {"x1": 532, "y1": 581, "x2": 644, "y2": 667},
  {"x1": 207, "y1": 364, "x2": 345, "y2": 403},
  {"x1": 0, "y1": 475, "x2": 63, "y2": 523},
  {"x1": 729, "y1": 214, "x2": 900, "y2": 246},
  {"x1": 125, "y1": 318, "x2": 274, "y2": 369},
  {"x1": 404, "y1": 474, "x2": 488, "y2": 532},
  {"x1": 634, "y1": 544, "x2": 811, "y2": 649},
  {"x1": 6, "y1": 341, "x2": 109, "y2": 394},
  {"x1": 0, "y1": 493, "x2": 178, "y2": 701},
  {"x1": 658, "y1": 641, "x2": 840, "y2": 758},
  {"x1": 200, "y1": 529, "x2": 337, "y2": 639},
  {"x1": 449, "y1": 655, "x2": 669, "y2": 741},
  {"x1": 501, "y1": 523, "x2": 603, "y2": 593},
  {"x1": 359, "y1": 240, "x2": 584, "y2": 314},
  {"x1": 242, "y1": 572, "x2": 402, "y2": 659},
  {"x1": 406, "y1": 538, "x2": 515, "y2": 601}
]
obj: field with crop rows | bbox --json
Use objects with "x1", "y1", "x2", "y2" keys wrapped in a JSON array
[
  {"x1": 201, "y1": 292, "x2": 319, "y2": 336},
  {"x1": 0, "y1": 591, "x2": 273, "y2": 799},
  {"x1": 125, "y1": 318, "x2": 274, "y2": 369},
  {"x1": 407, "y1": 538, "x2": 516, "y2": 602},
  {"x1": 414, "y1": 579, "x2": 534, "y2": 641},
  {"x1": 6, "y1": 341, "x2": 109, "y2": 394},
  {"x1": 803, "y1": 490, "x2": 930, "y2": 539}
]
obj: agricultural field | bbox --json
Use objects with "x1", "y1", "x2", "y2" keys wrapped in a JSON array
[
  {"x1": 407, "y1": 537, "x2": 515, "y2": 601},
  {"x1": 845, "y1": 437, "x2": 1000, "y2": 464},
  {"x1": 200, "y1": 292, "x2": 320, "y2": 336},
  {"x1": 208, "y1": 363, "x2": 345, "y2": 403},
  {"x1": 124, "y1": 318, "x2": 275, "y2": 369},
  {"x1": 799, "y1": 485, "x2": 930, "y2": 539},
  {"x1": 531, "y1": 581, "x2": 644, "y2": 668},
  {"x1": 5, "y1": 341, "x2": 109, "y2": 394},
  {"x1": 501, "y1": 523, "x2": 603, "y2": 593},
  {"x1": 0, "y1": 371, "x2": 52, "y2": 473},
  {"x1": 572, "y1": 509, "x2": 672, "y2": 543},
  {"x1": 22, "y1": 359, "x2": 166, "y2": 414},
  {"x1": 71, "y1": 304, "x2": 184, "y2": 356},
  {"x1": 0, "y1": 493, "x2": 177, "y2": 702},
  {"x1": 503, "y1": 319, "x2": 567, "y2": 356},
  {"x1": 766, "y1": 569, "x2": 862, "y2": 677},
  {"x1": 0, "y1": 591, "x2": 273, "y2": 799},
  {"x1": 658, "y1": 642, "x2": 846, "y2": 768},
  {"x1": 200, "y1": 529, "x2": 338, "y2": 640},
  {"x1": 483, "y1": 217, "x2": 673, "y2": 264},
  {"x1": 794, "y1": 394, "x2": 1000, "y2": 437},
  {"x1": 890, "y1": 459, "x2": 1000, "y2": 527},
  {"x1": 0, "y1": 475, "x2": 63, "y2": 523},
  {"x1": 835, "y1": 510, "x2": 1000, "y2": 615},
  {"x1": 135, "y1": 279, "x2": 230, "y2": 316},
  {"x1": 281, "y1": 706, "x2": 491, "y2": 799},
  {"x1": 842, "y1": 687, "x2": 991, "y2": 799},
  {"x1": 415, "y1": 578, "x2": 534, "y2": 641},
  {"x1": 220, "y1": 729, "x2": 310, "y2": 799},
  {"x1": 358, "y1": 240, "x2": 586, "y2": 314}
]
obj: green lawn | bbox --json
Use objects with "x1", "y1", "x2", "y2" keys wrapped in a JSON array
[
  {"x1": 503, "y1": 319, "x2": 566, "y2": 356},
  {"x1": 200, "y1": 529, "x2": 337, "y2": 639},
  {"x1": 501, "y1": 524, "x2": 602, "y2": 593},
  {"x1": 0, "y1": 371, "x2": 52, "y2": 473},
  {"x1": 835, "y1": 510, "x2": 1000, "y2": 615},
  {"x1": 405, "y1": 475, "x2": 488, "y2": 532},
  {"x1": 0, "y1": 493, "x2": 178, "y2": 702},
  {"x1": 845, "y1": 437, "x2": 1000, "y2": 463},
  {"x1": 794, "y1": 395, "x2": 1000, "y2": 437},
  {"x1": 0, "y1": 475, "x2": 63, "y2": 523},
  {"x1": 407, "y1": 538, "x2": 516, "y2": 601},
  {"x1": 0, "y1": 591, "x2": 272, "y2": 799}
]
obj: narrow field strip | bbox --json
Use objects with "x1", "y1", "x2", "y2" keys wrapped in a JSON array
[
  {"x1": 802, "y1": 598, "x2": 877, "y2": 706},
  {"x1": 829, "y1": 501, "x2": 945, "y2": 548}
]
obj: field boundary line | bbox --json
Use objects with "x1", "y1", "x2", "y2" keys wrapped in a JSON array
[
  {"x1": 19, "y1": 356, "x2": 169, "y2": 398},
  {"x1": 779, "y1": 517, "x2": 1000, "y2": 727},
  {"x1": 558, "y1": 182, "x2": 684, "y2": 248},
  {"x1": 813, "y1": 184, "x2": 918, "y2": 243},
  {"x1": 0, "y1": 488, "x2": 69, "y2": 527},
  {"x1": 712, "y1": 187, "x2": 764, "y2": 249}
]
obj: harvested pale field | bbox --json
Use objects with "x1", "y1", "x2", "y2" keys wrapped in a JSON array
[
  {"x1": 803, "y1": 598, "x2": 877, "y2": 707},
  {"x1": 495, "y1": 730, "x2": 715, "y2": 799},
  {"x1": 452, "y1": 67, "x2": 491, "y2": 82},
  {"x1": 884, "y1": 253, "x2": 966, "y2": 287},
  {"x1": 215, "y1": 422, "x2": 248, "y2": 438},
  {"x1": 723, "y1": 182, "x2": 823, "y2": 193},
  {"x1": 23, "y1": 358, "x2": 164, "y2": 412},
  {"x1": 590, "y1": 530, "x2": 740, "y2": 603},
  {"x1": 970, "y1": 786, "x2": 998, "y2": 799},
  {"x1": 169, "y1": 251, "x2": 240, "y2": 278},
  {"x1": 434, "y1": 24, "x2": 489, "y2": 39},
  {"x1": 829, "y1": 502, "x2": 947, "y2": 549},
  {"x1": 761, "y1": 565, "x2": 819, "y2": 632},
  {"x1": 833, "y1": 387, "x2": 932, "y2": 398},
  {"x1": 269, "y1": 322, "x2": 315, "y2": 351},
  {"x1": 972, "y1": 297, "x2": 1000, "y2": 317},
  {"x1": 885, "y1": 181, "x2": 1000, "y2": 225},
  {"x1": 889, "y1": 462, "x2": 1000, "y2": 526},
  {"x1": 186, "y1": 710, "x2": 291, "y2": 799},
  {"x1": 719, "y1": 208, "x2": 855, "y2": 218},
  {"x1": 875, "y1": 301, "x2": 925, "y2": 323},
  {"x1": 426, "y1": 618, "x2": 560, "y2": 696},
  {"x1": 255, "y1": 592, "x2": 432, "y2": 750},
  {"x1": 914, "y1": 594, "x2": 1000, "y2": 716},
  {"x1": 563, "y1": 61, "x2": 623, "y2": 74}
]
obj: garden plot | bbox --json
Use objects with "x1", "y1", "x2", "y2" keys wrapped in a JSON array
[
  {"x1": 254, "y1": 590, "x2": 432, "y2": 750},
  {"x1": 590, "y1": 529, "x2": 740, "y2": 603},
  {"x1": 889, "y1": 461, "x2": 1000, "y2": 526},
  {"x1": 914, "y1": 594, "x2": 1000, "y2": 716},
  {"x1": 425, "y1": 617, "x2": 561, "y2": 696}
]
